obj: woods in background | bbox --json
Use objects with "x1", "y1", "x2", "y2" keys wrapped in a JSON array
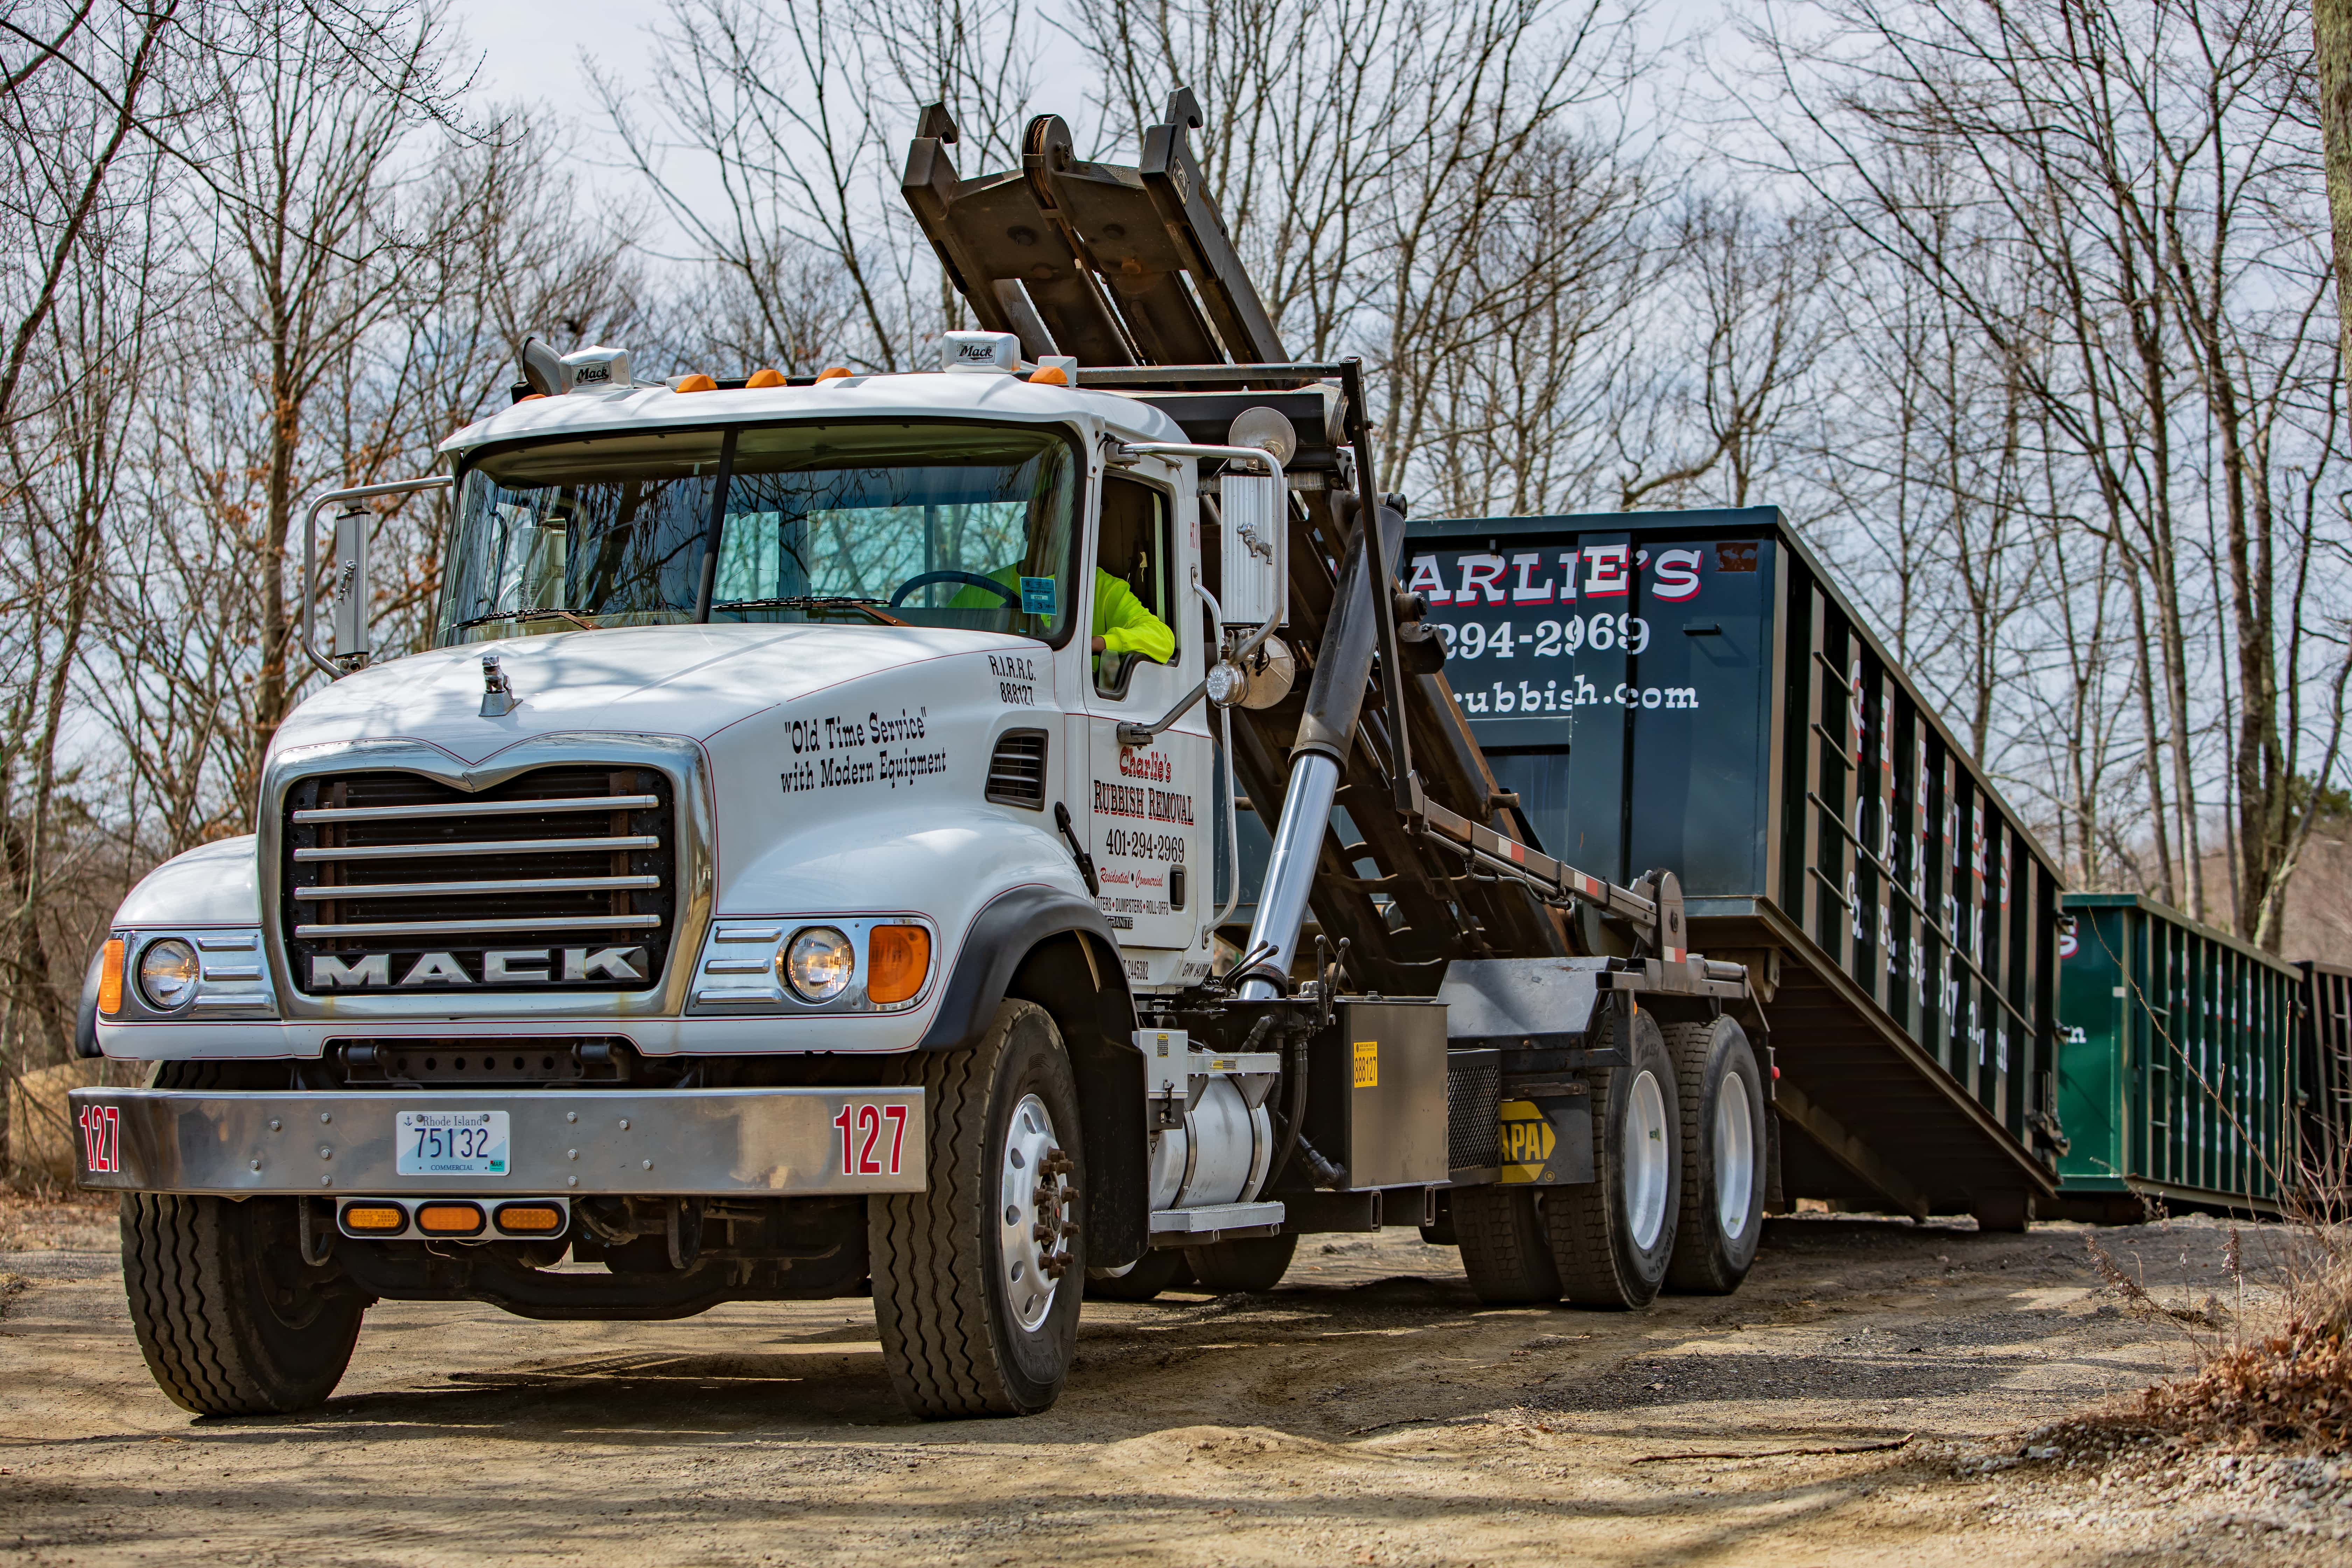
[{"x1": 3, "y1": 0, "x2": 2348, "y2": 1154}]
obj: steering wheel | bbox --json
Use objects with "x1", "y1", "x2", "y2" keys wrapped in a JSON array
[{"x1": 889, "y1": 570, "x2": 1022, "y2": 608}]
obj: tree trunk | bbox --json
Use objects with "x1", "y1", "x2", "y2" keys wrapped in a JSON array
[{"x1": 2319, "y1": 0, "x2": 2352, "y2": 393}]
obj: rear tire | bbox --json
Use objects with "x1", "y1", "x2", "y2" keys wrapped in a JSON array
[
  {"x1": 120, "y1": 1192, "x2": 365, "y2": 1416},
  {"x1": 1662, "y1": 1017, "x2": 1767, "y2": 1294},
  {"x1": 1184, "y1": 1231, "x2": 1297, "y2": 1292},
  {"x1": 1545, "y1": 1007, "x2": 1679, "y2": 1309},
  {"x1": 1451, "y1": 1186, "x2": 1562, "y2": 1304},
  {"x1": 872, "y1": 1000, "x2": 1084, "y2": 1419},
  {"x1": 1085, "y1": 1248, "x2": 1194, "y2": 1301}
]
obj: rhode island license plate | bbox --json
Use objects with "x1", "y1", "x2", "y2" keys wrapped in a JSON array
[{"x1": 395, "y1": 1110, "x2": 511, "y2": 1176}]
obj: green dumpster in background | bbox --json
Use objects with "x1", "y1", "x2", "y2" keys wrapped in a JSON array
[{"x1": 2055, "y1": 893, "x2": 2301, "y2": 1222}]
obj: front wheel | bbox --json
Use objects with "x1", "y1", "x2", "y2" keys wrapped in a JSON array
[
  {"x1": 120, "y1": 1193, "x2": 365, "y2": 1415},
  {"x1": 1662, "y1": 1017, "x2": 1766, "y2": 1294},
  {"x1": 1545, "y1": 1007, "x2": 1679, "y2": 1308},
  {"x1": 871, "y1": 1000, "x2": 1084, "y2": 1418}
]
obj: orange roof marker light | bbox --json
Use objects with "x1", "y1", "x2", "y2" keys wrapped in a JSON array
[
  {"x1": 670, "y1": 373, "x2": 718, "y2": 393},
  {"x1": 744, "y1": 367, "x2": 787, "y2": 388},
  {"x1": 815, "y1": 366, "x2": 854, "y2": 383},
  {"x1": 1028, "y1": 355, "x2": 1079, "y2": 386}
]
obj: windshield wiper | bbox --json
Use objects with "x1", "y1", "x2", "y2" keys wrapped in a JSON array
[
  {"x1": 710, "y1": 596, "x2": 908, "y2": 627},
  {"x1": 452, "y1": 606, "x2": 601, "y2": 632}
]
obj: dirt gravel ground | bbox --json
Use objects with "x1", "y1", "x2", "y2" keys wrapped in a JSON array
[{"x1": 4, "y1": 1191, "x2": 2349, "y2": 1566}]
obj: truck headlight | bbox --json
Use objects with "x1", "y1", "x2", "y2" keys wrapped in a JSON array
[
  {"x1": 782, "y1": 927, "x2": 854, "y2": 1002},
  {"x1": 136, "y1": 938, "x2": 201, "y2": 1010}
]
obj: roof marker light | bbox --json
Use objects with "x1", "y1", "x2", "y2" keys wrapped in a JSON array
[
  {"x1": 745, "y1": 368, "x2": 786, "y2": 388},
  {"x1": 669, "y1": 373, "x2": 717, "y2": 393}
]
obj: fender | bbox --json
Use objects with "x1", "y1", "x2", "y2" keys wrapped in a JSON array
[
  {"x1": 75, "y1": 945, "x2": 104, "y2": 1060},
  {"x1": 919, "y1": 883, "x2": 1147, "y2": 1268},
  {"x1": 917, "y1": 883, "x2": 1130, "y2": 1051}
]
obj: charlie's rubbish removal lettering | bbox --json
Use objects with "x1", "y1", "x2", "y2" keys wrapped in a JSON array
[
  {"x1": 1407, "y1": 542, "x2": 1740, "y2": 717},
  {"x1": 1459, "y1": 677, "x2": 1697, "y2": 714},
  {"x1": 781, "y1": 707, "x2": 948, "y2": 794}
]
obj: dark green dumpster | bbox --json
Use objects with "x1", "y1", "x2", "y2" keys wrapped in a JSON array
[
  {"x1": 2057, "y1": 894, "x2": 2301, "y2": 1221},
  {"x1": 2294, "y1": 960, "x2": 2352, "y2": 1200}
]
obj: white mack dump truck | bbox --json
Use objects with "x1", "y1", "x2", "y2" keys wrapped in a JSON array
[{"x1": 71, "y1": 97, "x2": 1770, "y2": 1421}]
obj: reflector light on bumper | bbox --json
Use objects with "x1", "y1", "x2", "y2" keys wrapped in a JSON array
[{"x1": 338, "y1": 1196, "x2": 567, "y2": 1240}]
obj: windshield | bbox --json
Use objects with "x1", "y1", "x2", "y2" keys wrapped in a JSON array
[{"x1": 437, "y1": 420, "x2": 1080, "y2": 646}]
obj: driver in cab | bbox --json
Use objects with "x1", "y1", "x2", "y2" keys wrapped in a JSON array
[{"x1": 955, "y1": 567, "x2": 1173, "y2": 665}]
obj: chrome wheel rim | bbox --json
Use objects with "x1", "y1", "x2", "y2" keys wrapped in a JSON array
[
  {"x1": 1623, "y1": 1068, "x2": 1671, "y2": 1252},
  {"x1": 1715, "y1": 1070, "x2": 1755, "y2": 1240},
  {"x1": 997, "y1": 1093, "x2": 1072, "y2": 1331}
]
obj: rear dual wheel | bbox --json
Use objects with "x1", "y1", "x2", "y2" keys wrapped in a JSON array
[
  {"x1": 1454, "y1": 1009, "x2": 1682, "y2": 1309},
  {"x1": 1662, "y1": 1017, "x2": 1767, "y2": 1294}
]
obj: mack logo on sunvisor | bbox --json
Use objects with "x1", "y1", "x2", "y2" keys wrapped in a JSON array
[{"x1": 309, "y1": 947, "x2": 648, "y2": 988}]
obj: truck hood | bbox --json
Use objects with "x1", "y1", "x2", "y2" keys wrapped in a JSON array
[{"x1": 270, "y1": 624, "x2": 1029, "y2": 764}]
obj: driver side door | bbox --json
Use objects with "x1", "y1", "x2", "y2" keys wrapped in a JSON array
[{"x1": 1083, "y1": 471, "x2": 1205, "y2": 968}]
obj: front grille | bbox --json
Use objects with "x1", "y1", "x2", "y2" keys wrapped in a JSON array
[
  {"x1": 281, "y1": 766, "x2": 675, "y2": 993},
  {"x1": 986, "y1": 729, "x2": 1048, "y2": 808}
]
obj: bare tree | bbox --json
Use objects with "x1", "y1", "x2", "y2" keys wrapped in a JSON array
[{"x1": 1750, "y1": 0, "x2": 2351, "y2": 947}]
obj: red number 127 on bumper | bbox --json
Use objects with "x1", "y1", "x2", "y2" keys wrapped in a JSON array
[{"x1": 833, "y1": 1102, "x2": 909, "y2": 1175}]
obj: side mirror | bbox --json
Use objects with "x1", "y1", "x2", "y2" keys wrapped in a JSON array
[
  {"x1": 328, "y1": 506, "x2": 370, "y2": 664},
  {"x1": 300, "y1": 474, "x2": 453, "y2": 679}
]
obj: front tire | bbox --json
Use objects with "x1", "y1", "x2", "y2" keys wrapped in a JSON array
[
  {"x1": 872, "y1": 1000, "x2": 1084, "y2": 1419},
  {"x1": 1662, "y1": 1017, "x2": 1766, "y2": 1294},
  {"x1": 1545, "y1": 1007, "x2": 1679, "y2": 1308},
  {"x1": 120, "y1": 1193, "x2": 365, "y2": 1416}
]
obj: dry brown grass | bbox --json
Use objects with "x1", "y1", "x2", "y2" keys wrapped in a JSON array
[{"x1": 2121, "y1": 1199, "x2": 2352, "y2": 1452}]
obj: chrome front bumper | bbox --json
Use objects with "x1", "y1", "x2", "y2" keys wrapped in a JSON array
[{"x1": 66, "y1": 1086, "x2": 926, "y2": 1197}]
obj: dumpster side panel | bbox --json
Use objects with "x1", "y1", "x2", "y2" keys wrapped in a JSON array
[
  {"x1": 1408, "y1": 506, "x2": 2063, "y2": 1214},
  {"x1": 2057, "y1": 903, "x2": 2130, "y2": 1193},
  {"x1": 2297, "y1": 960, "x2": 2352, "y2": 1191}
]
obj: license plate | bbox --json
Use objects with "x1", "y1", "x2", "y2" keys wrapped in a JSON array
[{"x1": 396, "y1": 1110, "x2": 510, "y2": 1176}]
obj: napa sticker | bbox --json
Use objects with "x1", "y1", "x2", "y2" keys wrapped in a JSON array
[{"x1": 1496, "y1": 1097, "x2": 1586, "y2": 1184}]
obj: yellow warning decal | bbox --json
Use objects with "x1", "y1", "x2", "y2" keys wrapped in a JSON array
[
  {"x1": 1352, "y1": 1040, "x2": 1378, "y2": 1087},
  {"x1": 1496, "y1": 1098, "x2": 1556, "y2": 1183}
]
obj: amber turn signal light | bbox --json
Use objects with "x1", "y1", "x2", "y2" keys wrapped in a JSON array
[
  {"x1": 97, "y1": 938, "x2": 126, "y2": 1016},
  {"x1": 414, "y1": 1202, "x2": 485, "y2": 1236},
  {"x1": 340, "y1": 1203, "x2": 407, "y2": 1234},
  {"x1": 868, "y1": 924, "x2": 930, "y2": 1005},
  {"x1": 493, "y1": 1203, "x2": 565, "y2": 1235}
]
